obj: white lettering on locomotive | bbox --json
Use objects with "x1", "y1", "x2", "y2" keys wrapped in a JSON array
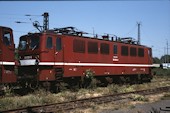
[
  {"x1": 132, "y1": 68, "x2": 137, "y2": 71},
  {"x1": 113, "y1": 56, "x2": 119, "y2": 61},
  {"x1": 140, "y1": 68, "x2": 146, "y2": 72}
]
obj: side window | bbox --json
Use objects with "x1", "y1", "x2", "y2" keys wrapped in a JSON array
[
  {"x1": 130, "y1": 47, "x2": 137, "y2": 56},
  {"x1": 88, "y1": 41, "x2": 98, "y2": 54},
  {"x1": 113, "y1": 44, "x2": 118, "y2": 55},
  {"x1": 138, "y1": 48, "x2": 144, "y2": 57},
  {"x1": 121, "y1": 46, "x2": 128, "y2": 56},
  {"x1": 56, "y1": 37, "x2": 62, "y2": 51},
  {"x1": 46, "y1": 37, "x2": 52, "y2": 49},
  {"x1": 3, "y1": 31, "x2": 11, "y2": 46},
  {"x1": 73, "y1": 39, "x2": 85, "y2": 53},
  {"x1": 149, "y1": 48, "x2": 152, "y2": 57},
  {"x1": 100, "y1": 43, "x2": 109, "y2": 54}
]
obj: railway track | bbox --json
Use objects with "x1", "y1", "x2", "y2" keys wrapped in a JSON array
[{"x1": 1, "y1": 86, "x2": 170, "y2": 113}]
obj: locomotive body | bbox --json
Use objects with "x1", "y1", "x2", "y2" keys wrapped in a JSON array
[
  {"x1": 0, "y1": 26, "x2": 16, "y2": 86},
  {"x1": 18, "y1": 28, "x2": 153, "y2": 88}
]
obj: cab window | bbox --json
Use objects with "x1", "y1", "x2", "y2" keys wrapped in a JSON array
[
  {"x1": 19, "y1": 36, "x2": 27, "y2": 50},
  {"x1": 56, "y1": 37, "x2": 62, "y2": 51},
  {"x1": 46, "y1": 37, "x2": 52, "y2": 49},
  {"x1": 30, "y1": 36, "x2": 39, "y2": 50},
  {"x1": 3, "y1": 31, "x2": 11, "y2": 46}
]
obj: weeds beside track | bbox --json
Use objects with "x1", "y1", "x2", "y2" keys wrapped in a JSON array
[{"x1": 1, "y1": 86, "x2": 170, "y2": 113}]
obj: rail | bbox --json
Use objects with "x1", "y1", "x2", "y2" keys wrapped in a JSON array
[{"x1": 1, "y1": 86, "x2": 170, "y2": 113}]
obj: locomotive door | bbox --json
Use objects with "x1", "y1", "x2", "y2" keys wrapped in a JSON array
[
  {"x1": 54, "y1": 37, "x2": 64, "y2": 77},
  {"x1": 0, "y1": 27, "x2": 16, "y2": 83},
  {"x1": 0, "y1": 28, "x2": 2, "y2": 82},
  {"x1": 1, "y1": 28, "x2": 15, "y2": 62}
]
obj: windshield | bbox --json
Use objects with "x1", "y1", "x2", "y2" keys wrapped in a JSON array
[
  {"x1": 19, "y1": 36, "x2": 27, "y2": 50},
  {"x1": 19, "y1": 35, "x2": 40, "y2": 50},
  {"x1": 30, "y1": 36, "x2": 39, "y2": 50},
  {"x1": 3, "y1": 31, "x2": 11, "y2": 46}
]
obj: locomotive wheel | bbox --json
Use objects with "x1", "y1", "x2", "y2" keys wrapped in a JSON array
[
  {"x1": 54, "y1": 82, "x2": 63, "y2": 93},
  {"x1": 141, "y1": 74, "x2": 151, "y2": 83},
  {"x1": 67, "y1": 78, "x2": 80, "y2": 91},
  {"x1": 137, "y1": 74, "x2": 143, "y2": 84},
  {"x1": 50, "y1": 82, "x2": 67, "y2": 93},
  {"x1": 105, "y1": 77, "x2": 113, "y2": 84},
  {"x1": 42, "y1": 81, "x2": 51, "y2": 92},
  {"x1": 29, "y1": 80, "x2": 39, "y2": 90}
]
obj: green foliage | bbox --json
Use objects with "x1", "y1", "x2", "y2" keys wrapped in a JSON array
[
  {"x1": 0, "y1": 98, "x2": 15, "y2": 110},
  {"x1": 0, "y1": 75, "x2": 170, "y2": 111},
  {"x1": 84, "y1": 69, "x2": 97, "y2": 89},
  {"x1": 152, "y1": 68, "x2": 170, "y2": 76},
  {"x1": 152, "y1": 55, "x2": 170, "y2": 63},
  {"x1": 160, "y1": 55, "x2": 170, "y2": 63},
  {"x1": 15, "y1": 48, "x2": 19, "y2": 60},
  {"x1": 130, "y1": 94, "x2": 148, "y2": 102},
  {"x1": 107, "y1": 84, "x2": 120, "y2": 93},
  {"x1": 88, "y1": 78, "x2": 97, "y2": 89},
  {"x1": 118, "y1": 85, "x2": 135, "y2": 93},
  {"x1": 152, "y1": 57, "x2": 160, "y2": 63},
  {"x1": 85, "y1": 69, "x2": 94, "y2": 79},
  {"x1": 3, "y1": 86, "x2": 14, "y2": 96},
  {"x1": 0, "y1": 89, "x2": 57, "y2": 111}
]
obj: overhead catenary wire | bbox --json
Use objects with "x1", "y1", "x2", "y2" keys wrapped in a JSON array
[
  {"x1": 0, "y1": 13, "x2": 42, "y2": 17},
  {"x1": 123, "y1": 24, "x2": 137, "y2": 37},
  {"x1": 0, "y1": 13, "x2": 42, "y2": 24},
  {"x1": 15, "y1": 21, "x2": 31, "y2": 24},
  {"x1": 25, "y1": 14, "x2": 42, "y2": 17}
]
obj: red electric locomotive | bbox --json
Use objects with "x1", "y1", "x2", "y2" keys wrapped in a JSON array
[
  {"x1": 0, "y1": 26, "x2": 16, "y2": 89},
  {"x1": 18, "y1": 26, "x2": 153, "y2": 90}
]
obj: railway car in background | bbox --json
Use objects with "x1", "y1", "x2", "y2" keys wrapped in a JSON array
[
  {"x1": 18, "y1": 26, "x2": 153, "y2": 90},
  {"x1": 0, "y1": 26, "x2": 16, "y2": 89}
]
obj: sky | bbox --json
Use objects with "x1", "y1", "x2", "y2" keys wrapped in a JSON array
[{"x1": 0, "y1": 1, "x2": 170, "y2": 58}]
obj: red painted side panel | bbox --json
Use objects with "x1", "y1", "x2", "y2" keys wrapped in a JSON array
[
  {"x1": 63, "y1": 66, "x2": 150, "y2": 77},
  {"x1": 1, "y1": 66, "x2": 16, "y2": 83},
  {"x1": 39, "y1": 69, "x2": 55, "y2": 81},
  {"x1": 0, "y1": 26, "x2": 16, "y2": 83},
  {"x1": 62, "y1": 35, "x2": 152, "y2": 77},
  {"x1": 18, "y1": 32, "x2": 152, "y2": 82}
]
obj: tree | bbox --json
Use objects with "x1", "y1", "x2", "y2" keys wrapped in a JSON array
[
  {"x1": 152, "y1": 57, "x2": 160, "y2": 64},
  {"x1": 15, "y1": 48, "x2": 18, "y2": 60},
  {"x1": 160, "y1": 55, "x2": 170, "y2": 63}
]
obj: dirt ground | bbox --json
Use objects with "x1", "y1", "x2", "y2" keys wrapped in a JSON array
[
  {"x1": 70, "y1": 93, "x2": 170, "y2": 113},
  {"x1": 99, "y1": 93, "x2": 170, "y2": 113},
  {"x1": 100, "y1": 99, "x2": 170, "y2": 113}
]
